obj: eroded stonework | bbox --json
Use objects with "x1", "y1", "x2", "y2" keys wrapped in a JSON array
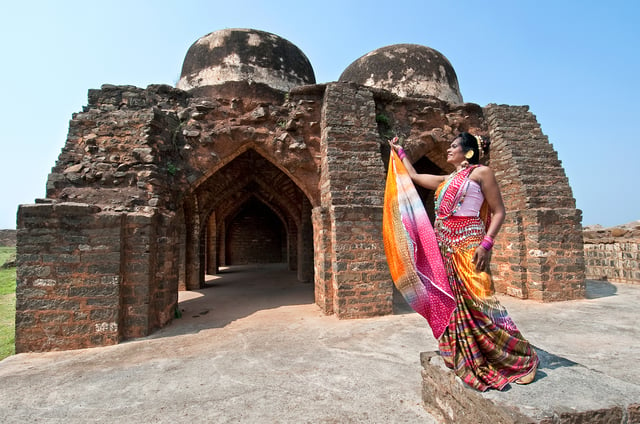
[
  {"x1": 16, "y1": 30, "x2": 585, "y2": 352},
  {"x1": 339, "y1": 44, "x2": 463, "y2": 103},
  {"x1": 177, "y1": 28, "x2": 315, "y2": 93}
]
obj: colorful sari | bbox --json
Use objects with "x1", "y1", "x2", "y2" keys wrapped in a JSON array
[
  {"x1": 383, "y1": 150, "x2": 457, "y2": 339},
  {"x1": 434, "y1": 165, "x2": 539, "y2": 391}
]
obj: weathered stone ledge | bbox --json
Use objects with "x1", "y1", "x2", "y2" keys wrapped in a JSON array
[
  {"x1": 584, "y1": 221, "x2": 640, "y2": 242},
  {"x1": 421, "y1": 351, "x2": 640, "y2": 423},
  {"x1": 584, "y1": 221, "x2": 640, "y2": 284}
]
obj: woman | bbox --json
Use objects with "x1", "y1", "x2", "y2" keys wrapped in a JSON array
[{"x1": 389, "y1": 132, "x2": 538, "y2": 391}]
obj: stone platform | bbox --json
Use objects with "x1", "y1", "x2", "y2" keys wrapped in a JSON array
[
  {"x1": 421, "y1": 351, "x2": 640, "y2": 423},
  {"x1": 420, "y1": 279, "x2": 640, "y2": 423}
]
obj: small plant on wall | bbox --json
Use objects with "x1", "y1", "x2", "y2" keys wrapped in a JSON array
[
  {"x1": 167, "y1": 162, "x2": 178, "y2": 176},
  {"x1": 376, "y1": 112, "x2": 394, "y2": 140}
]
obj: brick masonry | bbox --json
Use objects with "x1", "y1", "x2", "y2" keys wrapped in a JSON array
[
  {"x1": 16, "y1": 203, "x2": 122, "y2": 351},
  {"x1": 484, "y1": 105, "x2": 585, "y2": 301},
  {"x1": 0, "y1": 229, "x2": 17, "y2": 247},
  {"x1": 15, "y1": 79, "x2": 586, "y2": 351},
  {"x1": 583, "y1": 223, "x2": 640, "y2": 284}
]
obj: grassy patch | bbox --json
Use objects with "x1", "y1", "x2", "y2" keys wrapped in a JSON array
[{"x1": 0, "y1": 246, "x2": 16, "y2": 360}]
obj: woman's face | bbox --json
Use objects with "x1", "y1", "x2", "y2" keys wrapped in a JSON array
[{"x1": 447, "y1": 138, "x2": 466, "y2": 166}]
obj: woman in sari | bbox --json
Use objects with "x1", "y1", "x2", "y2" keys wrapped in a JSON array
[{"x1": 389, "y1": 132, "x2": 538, "y2": 391}]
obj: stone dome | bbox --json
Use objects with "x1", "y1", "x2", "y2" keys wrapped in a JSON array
[
  {"x1": 177, "y1": 28, "x2": 315, "y2": 92},
  {"x1": 339, "y1": 44, "x2": 462, "y2": 103}
]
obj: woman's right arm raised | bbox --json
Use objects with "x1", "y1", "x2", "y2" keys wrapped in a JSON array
[
  {"x1": 411, "y1": 172, "x2": 446, "y2": 190},
  {"x1": 389, "y1": 139, "x2": 445, "y2": 190}
]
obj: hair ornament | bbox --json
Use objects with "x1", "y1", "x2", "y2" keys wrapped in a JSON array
[
  {"x1": 473, "y1": 134, "x2": 485, "y2": 159},
  {"x1": 465, "y1": 150, "x2": 474, "y2": 159}
]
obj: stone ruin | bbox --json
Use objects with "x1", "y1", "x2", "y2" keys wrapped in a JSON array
[
  {"x1": 15, "y1": 28, "x2": 585, "y2": 352},
  {"x1": 583, "y1": 221, "x2": 640, "y2": 283}
]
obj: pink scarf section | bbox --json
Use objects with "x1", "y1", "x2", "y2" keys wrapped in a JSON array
[{"x1": 383, "y1": 150, "x2": 456, "y2": 339}]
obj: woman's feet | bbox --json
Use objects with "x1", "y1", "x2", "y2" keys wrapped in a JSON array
[{"x1": 515, "y1": 363, "x2": 537, "y2": 385}]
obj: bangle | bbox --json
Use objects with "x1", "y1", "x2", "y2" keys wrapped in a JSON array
[
  {"x1": 397, "y1": 148, "x2": 407, "y2": 161},
  {"x1": 480, "y1": 235, "x2": 494, "y2": 251}
]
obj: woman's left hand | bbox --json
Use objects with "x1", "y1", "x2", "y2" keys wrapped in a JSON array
[{"x1": 473, "y1": 246, "x2": 490, "y2": 272}]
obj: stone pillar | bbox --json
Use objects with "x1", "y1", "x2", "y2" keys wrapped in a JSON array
[
  {"x1": 297, "y1": 200, "x2": 314, "y2": 283},
  {"x1": 218, "y1": 220, "x2": 227, "y2": 267},
  {"x1": 318, "y1": 82, "x2": 393, "y2": 318},
  {"x1": 485, "y1": 104, "x2": 585, "y2": 301},
  {"x1": 177, "y1": 208, "x2": 187, "y2": 291},
  {"x1": 206, "y1": 212, "x2": 217, "y2": 274},
  {"x1": 120, "y1": 212, "x2": 151, "y2": 339},
  {"x1": 312, "y1": 206, "x2": 333, "y2": 314},
  {"x1": 287, "y1": 217, "x2": 298, "y2": 271},
  {"x1": 183, "y1": 197, "x2": 202, "y2": 290},
  {"x1": 150, "y1": 211, "x2": 180, "y2": 328},
  {"x1": 121, "y1": 210, "x2": 181, "y2": 338}
]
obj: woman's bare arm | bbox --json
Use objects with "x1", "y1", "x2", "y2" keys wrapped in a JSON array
[
  {"x1": 471, "y1": 166, "x2": 506, "y2": 271},
  {"x1": 389, "y1": 141, "x2": 445, "y2": 190},
  {"x1": 473, "y1": 166, "x2": 505, "y2": 238}
]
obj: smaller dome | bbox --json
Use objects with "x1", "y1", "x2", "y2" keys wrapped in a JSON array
[
  {"x1": 339, "y1": 44, "x2": 462, "y2": 103},
  {"x1": 177, "y1": 28, "x2": 315, "y2": 93}
]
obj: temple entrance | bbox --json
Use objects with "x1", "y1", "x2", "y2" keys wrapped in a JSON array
[{"x1": 182, "y1": 148, "x2": 314, "y2": 296}]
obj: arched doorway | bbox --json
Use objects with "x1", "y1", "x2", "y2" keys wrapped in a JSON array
[{"x1": 182, "y1": 148, "x2": 314, "y2": 291}]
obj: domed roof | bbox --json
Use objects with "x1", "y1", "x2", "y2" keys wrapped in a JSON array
[
  {"x1": 339, "y1": 44, "x2": 462, "y2": 103},
  {"x1": 177, "y1": 28, "x2": 315, "y2": 92}
]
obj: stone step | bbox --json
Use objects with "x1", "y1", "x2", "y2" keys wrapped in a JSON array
[{"x1": 420, "y1": 350, "x2": 640, "y2": 423}]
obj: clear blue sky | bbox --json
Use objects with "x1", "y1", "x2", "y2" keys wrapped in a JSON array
[{"x1": 1, "y1": 0, "x2": 638, "y2": 229}]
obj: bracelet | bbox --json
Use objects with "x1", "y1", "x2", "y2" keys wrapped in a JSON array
[
  {"x1": 480, "y1": 235, "x2": 494, "y2": 251},
  {"x1": 397, "y1": 148, "x2": 407, "y2": 161}
]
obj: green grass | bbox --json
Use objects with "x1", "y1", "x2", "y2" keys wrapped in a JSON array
[{"x1": 0, "y1": 246, "x2": 16, "y2": 360}]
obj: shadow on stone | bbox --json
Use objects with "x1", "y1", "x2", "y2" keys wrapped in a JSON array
[
  {"x1": 148, "y1": 263, "x2": 314, "y2": 339},
  {"x1": 535, "y1": 346, "x2": 577, "y2": 370},
  {"x1": 585, "y1": 279, "x2": 618, "y2": 299}
]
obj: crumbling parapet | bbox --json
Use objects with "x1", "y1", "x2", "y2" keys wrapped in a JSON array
[
  {"x1": 484, "y1": 104, "x2": 585, "y2": 301},
  {"x1": 584, "y1": 222, "x2": 640, "y2": 284}
]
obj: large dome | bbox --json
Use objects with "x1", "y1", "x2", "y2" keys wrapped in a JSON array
[
  {"x1": 339, "y1": 44, "x2": 462, "y2": 103},
  {"x1": 177, "y1": 28, "x2": 315, "y2": 92}
]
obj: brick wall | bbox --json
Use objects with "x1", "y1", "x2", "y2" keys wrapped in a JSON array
[
  {"x1": 16, "y1": 203, "x2": 123, "y2": 352},
  {"x1": 15, "y1": 202, "x2": 179, "y2": 352},
  {"x1": 584, "y1": 224, "x2": 640, "y2": 284},
  {"x1": 15, "y1": 81, "x2": 589, "y2": 352},
  {"x1": 226, "y1": 199, "x2": 286, "y2": 264},
  {"x1": 484, "y1": 104, "x2": 585, "y2": 301},
  {"x1": 318, "y1": 83, "x2": 393, "y2": 318}
]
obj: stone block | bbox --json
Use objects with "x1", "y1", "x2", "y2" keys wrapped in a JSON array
[{"x1": 421, "y1": 350, "x2": 640, "y2": 424}]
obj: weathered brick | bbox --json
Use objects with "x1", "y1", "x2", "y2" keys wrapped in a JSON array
[{"x1": 15, "y1": 65, "x2": 587, "y2": 354}]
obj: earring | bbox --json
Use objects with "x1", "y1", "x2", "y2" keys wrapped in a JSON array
[{"x1": 465, "y1": 150, "x2": 474, "y2": 159}]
